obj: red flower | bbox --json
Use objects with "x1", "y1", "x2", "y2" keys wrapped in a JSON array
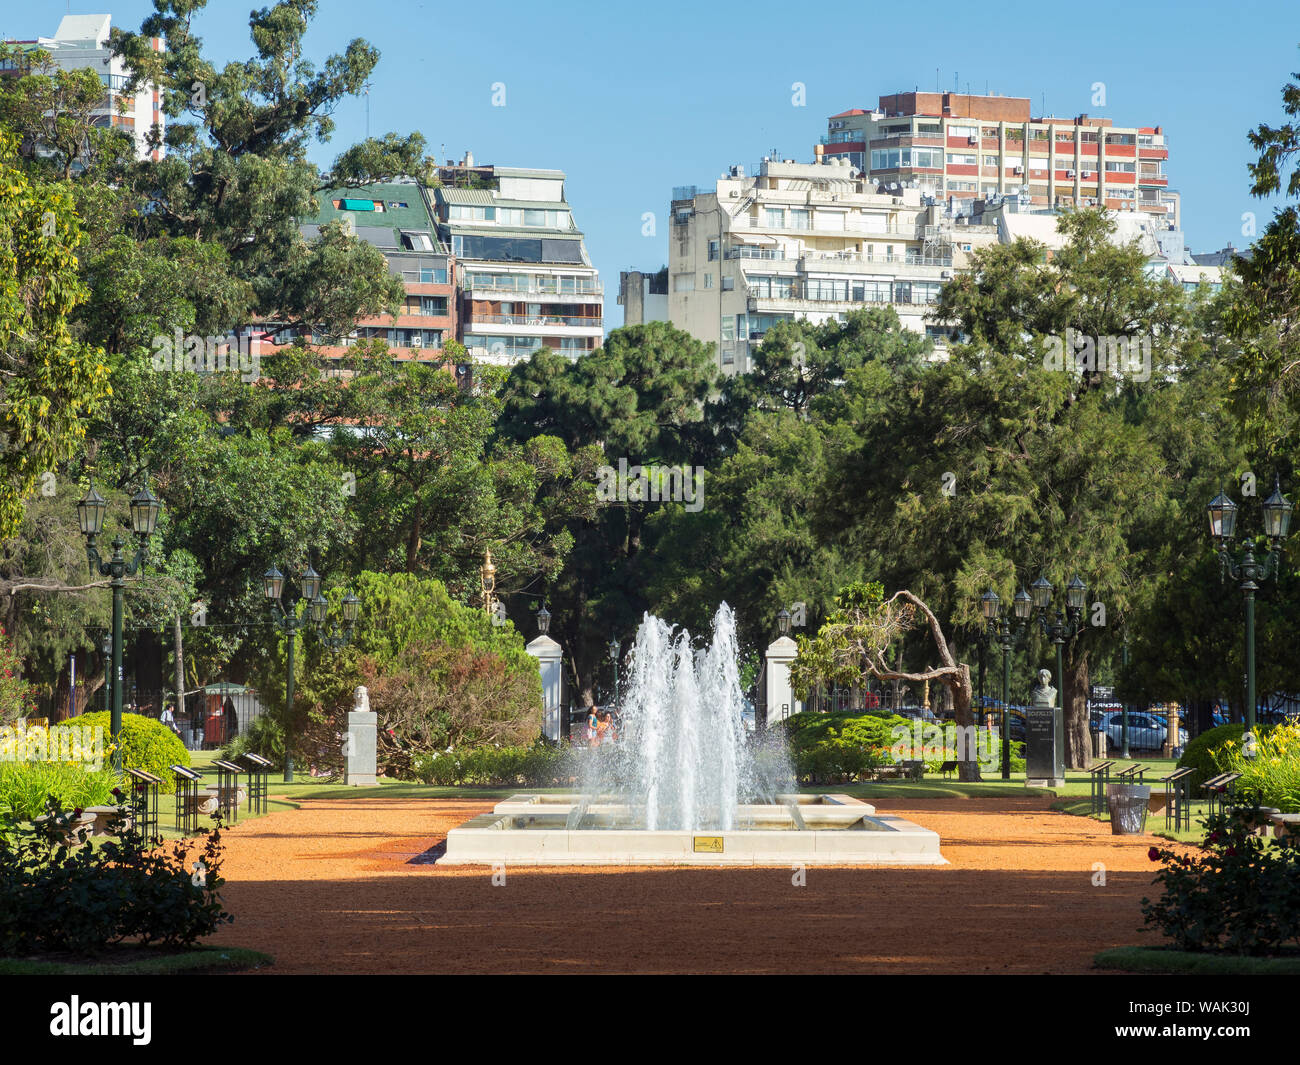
[
  {"x1": 73, "y1": 807, "x2": 83, "y2": 817},
  {"x1": 1225, "y1": 846, "x2": 1237, "y2": 857},
  {"x1": 1148, "y1": 846, "x2": 1160, "y2": 861}
]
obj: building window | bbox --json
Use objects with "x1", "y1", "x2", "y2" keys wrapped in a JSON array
[
  {"x1": 983, "y1": 155, "x2": 999, "y2": 166},
  {"x1": 708, "y1": 239, "x2": 719, "y2": 261},
  {"x1": 419, "y1": 266, "x2": 448, "y2": 284},
  {"x1": 721, "y1": 276, "x2": 734, "y2": 291},
  {"x1": 946, "y1": 153, "x2": 977, "y2": 166},
  {"x1": 704, "y1": 273, "x2": 714, "y2": 289},
  {"x1": 765, "y1": 207, "x2": 785, "y2": 228},
  {"x1": 673, "y1": 273, "x2": 695, "y2": 293},
  {"x1": 788, "y1": 209, "x2": 810, "y2": 230}
]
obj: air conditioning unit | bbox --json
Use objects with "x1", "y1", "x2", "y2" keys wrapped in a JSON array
[
  {"x1": 1013, "y1": 165, "x2": 1023, "y2": 174},
  {"x1": 1066, "y1": 169, "x2": 1076, "y2": 178},
  {"x1": 968, "y1": 136, "x2": 978, "y2": 145},
  {"x1": 1082, "y1": 170, "x2": 1092, "y2": 178},
  {"x1": 729, "y1": 190, "x2": 739, "y2": 197}
]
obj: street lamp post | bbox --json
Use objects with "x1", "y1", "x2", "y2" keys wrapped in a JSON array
[
  {"x1": 78, "y1": 484, "x2": 161, "y2": 774},
  {"x1": 1030, "y1": 573, "x2": 1087, "y2": 726},
  {"x1": 981, "y1": 587, "x2": 1032, "y2": 779},
  {"x1": 1207, "y1": 479, "x2": 1292, "y2": 741},
  {"x1": 262, "y1": 568, "x2": 360, "y2": 783}
]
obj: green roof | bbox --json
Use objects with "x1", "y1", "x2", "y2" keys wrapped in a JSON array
[{"x1": 305, "y1": 183, "x2": 445, "y2": 252}]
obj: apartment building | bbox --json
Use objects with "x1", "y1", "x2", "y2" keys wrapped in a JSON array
[
  {"x1": 822, "y1": 91, "x2": 1176, "y2": 227},
  {"x1": 618, "y1": 267, "x2": 669, "y2": 326},
  {"x1": 1, "y1": 14, "x2": 164, "y2": 163},
  {"x1": 668, "y1": 156, "x2": 998, "y2": 373},
  {"x1": 259, "y1": 180, "x2": 456, "y2": 367},
  {"x1": 431, "y1": 163, "x2": 603, "y2": 365}
]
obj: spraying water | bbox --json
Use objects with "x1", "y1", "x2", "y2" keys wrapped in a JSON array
[{"x1": 602, "y1": 603, "x2": 792, "y2": 831}]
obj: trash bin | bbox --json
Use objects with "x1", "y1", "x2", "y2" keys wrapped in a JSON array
[{"x1": 1107, "y1": 783, "x2": 1151, "y2": 835}]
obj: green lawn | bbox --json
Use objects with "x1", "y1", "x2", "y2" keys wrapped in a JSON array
[{"x1": 0, "y1": 945, "x2": 272, "y2": 975}]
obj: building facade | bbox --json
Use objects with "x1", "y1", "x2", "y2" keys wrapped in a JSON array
[
  {"x1": 822, "y1": 91, "x2": 1175, "y2": 227},
  {"x1": 257, "y1": 180, "x2": 457, "y2": 369},
  {"x1": 2, "y1": 14, "x2": 164, "y2": 163},
  {"x1": 618, "y1": 267, "x2": 669, "y2": 326},
  {"x1": 432, "y1": 163, "x2": 603, "y2": 364},
  {"x1": 668, "y1": 157, "x2": 997, "y2": 373}
]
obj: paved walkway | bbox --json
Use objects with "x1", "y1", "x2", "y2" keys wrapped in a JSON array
[{"x1": 206, "y1": 794, "x2": 1180, "y2": 974}]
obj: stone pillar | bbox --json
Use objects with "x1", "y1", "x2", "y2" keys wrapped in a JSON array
[
  {"x1": 344, "y1": 687, "x2": 377, "y2": 786},
  {"x1": 527, "y1": 634, "x2": 565, "y2": 743},
  {"x1": 763, "y1": 636, "x2": 802, "y2": 728}
]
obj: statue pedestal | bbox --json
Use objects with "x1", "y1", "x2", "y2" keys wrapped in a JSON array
[
  {"x1": 1024, "y1": 705, "x2": 1065, "y2": 787},
  {"x1": 345, "y1": 711, "x2": 377, "y2": 786}
]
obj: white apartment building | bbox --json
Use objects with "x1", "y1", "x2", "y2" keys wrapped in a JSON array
[
  {"x1": 432, "y1": 163, "x2": 603, "y2": 365},
  {"x1": 2, "y1": 14, "x2": 164, "y2": 163},
  {"x1": 669, "y1": 156, "x2": 998, "y2": 373}
]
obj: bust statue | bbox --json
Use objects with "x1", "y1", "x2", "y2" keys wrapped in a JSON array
[
  {"x1": 1030, "y1": 668, "x2": 1056, "y2": 709},
  {"x1": 353, "y1": 685, "x2": 371, "y2": 713}
]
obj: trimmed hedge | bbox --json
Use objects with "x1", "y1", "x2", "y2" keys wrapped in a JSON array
[
  {"x1": 1177, "y1": 723, "x2": 1273, "y2": 792},
  {"x1": 410, "y1": 745, "x2": 573, "y2": 787},
  {"x1": 75, "y1": 712, "x2": 190, "y2": 793}
]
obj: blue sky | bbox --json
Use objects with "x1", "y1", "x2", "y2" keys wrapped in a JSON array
[{"x1": 9, "y1": 0, "x2": 1300, "y2": 327}]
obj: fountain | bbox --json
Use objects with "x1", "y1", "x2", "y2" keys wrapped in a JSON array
[{"x1": 439, "y1": 604, "x2": 944, "y2": 866}]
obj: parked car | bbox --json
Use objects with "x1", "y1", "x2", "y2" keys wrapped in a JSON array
[
  {"x1": 1099, "y1": 711, "x2": 1187, "y2": 751},
  {"x1": 893, "y1": 705, "x2": 941, "y2": 724}
]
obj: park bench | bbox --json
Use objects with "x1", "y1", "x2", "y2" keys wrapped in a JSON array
[
  {"x1": 82, "y1": 804, "x2": 132, "y2": 836},
  {"x1": 900, "y1": 760, "x2": 925, "y2": 782},
  {"x1": 32, "y1": 809, "x2": 96, "y2": 840},
  {"x1": 1202, "y1": 772, "x2": 1242, "y2": 818},
  {"x1": 1269, "y1": 813, "x2": 1300, "y2": 839}
]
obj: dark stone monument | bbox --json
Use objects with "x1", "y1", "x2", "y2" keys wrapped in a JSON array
[{"x1": 1026, "y1": 668, "x2": 1065, "y2": 787}]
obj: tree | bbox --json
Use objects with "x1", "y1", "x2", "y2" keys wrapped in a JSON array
[
  {"x1": 0, "y1": 129, "x2": 113, "y2": 539},
  {"x1": 496, "y1": 323, "x2": 718, "y2": 703},
  {"x1": 790, "y1": 582, "x2": 979, "y2": 780}
]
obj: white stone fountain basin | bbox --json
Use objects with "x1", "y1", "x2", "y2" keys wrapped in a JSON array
[{"x1": 439, "y1": 793, "x2": 946, "y2": 866}]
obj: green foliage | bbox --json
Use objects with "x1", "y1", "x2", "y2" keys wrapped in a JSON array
[
  {"x1": 1211, "y1": 722, "x2": 1300, "y2": 812},
  {"x1": 410, "y1": 745, "x2": 572, "y2": 787},
  {"x1": 0, "y1": 761, "x2": 116, "y2": 822},
  {"x1": 75, "y1": 712, "x2": 189, "y2": 792},
  {"x1": 1143, "y1": 808, "x2": 1300, "y2": 955},
  {"x1": 0, "y1": 800, "x2": 232, "y2": 955},
  {"x1": 1177, "y1": 723, "x2": 1267, "y2": 791},
  {"x1": 0, "y1": 625, "x2": 34, "y2": 725},
  {"x1": 783, "y1": 709, "x2": 910, "y2": 783},
  {"x1": 0, "y1": 128, "x2": 112, "y2": 538},
  {"x1": 219, "y1": 713, "x2": 286, "y2": 772}
]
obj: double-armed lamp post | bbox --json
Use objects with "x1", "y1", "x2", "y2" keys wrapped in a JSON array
[
  {"x1": 78, "y1": 483, "x2": 162, "y2": 775},
  {"x1": 1206, "y1": 480, "x2": 1292, "y2": 740},
  {"x1": 980, "y1": 587, "x2": 1032, "y2": 779},
  {"x1": 262, "y1": 565, "x2": 361, "y2": 782},
  {"x1": 608, "y1": 637, "x2": 621, "y2": 708},
  {"x1": 1030, "y1": 574, "x2": 1088, "y2": 714}
]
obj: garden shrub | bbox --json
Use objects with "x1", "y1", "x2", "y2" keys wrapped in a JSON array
[
  {"x1": 0, "y1": 761, "x2": 117, "y2": 822},
  {"x1": 1178, "y1": 723, "x2": 1273, "y2": 792},
  {"x1": 410, "y1": 744, "x2": 573, "y2": 787},
  {"x1": 0, "y1": 625, "x2": 35, "y2": 727},
  {"x1": 220, "y1": 713, "x2": 286, "y2": 771},
  {"x1": 1211, "y1": 722, "x2": 1300, "y2": 812},
  {"x1": 75, "y1": 712, "x2": 190, "y2": 793},
  {"x1": 1144, "y1": 807, "x2": 1300, "y2": 955},
  {"x1": 0, "y1": 800, "x2": 233, "y2": 956}
]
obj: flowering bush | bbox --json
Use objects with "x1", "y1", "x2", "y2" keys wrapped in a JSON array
[
  {"x1": 0, "y1": 625, "x2": 35, "y2": 727},
  {"x1": 1212, "y1": 722, "x2": 1300, "y2": 813},
  {"x1": 1143, "y1": 808, "x2": 1300, "y2": 955}
]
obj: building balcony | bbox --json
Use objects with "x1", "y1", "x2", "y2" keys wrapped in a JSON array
[
  {"x1": 464, "y1": 278, "x2": 603, "y2": 300},
  {"x1": 465, "y1": 313, "x2": 603, "y2": 336},
  {"x1": 796, "y1": 251, "x2": 953, "y2": 272},
  {"x1": 731, "y1": 215, "x2": 920, "y2": 236}
]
